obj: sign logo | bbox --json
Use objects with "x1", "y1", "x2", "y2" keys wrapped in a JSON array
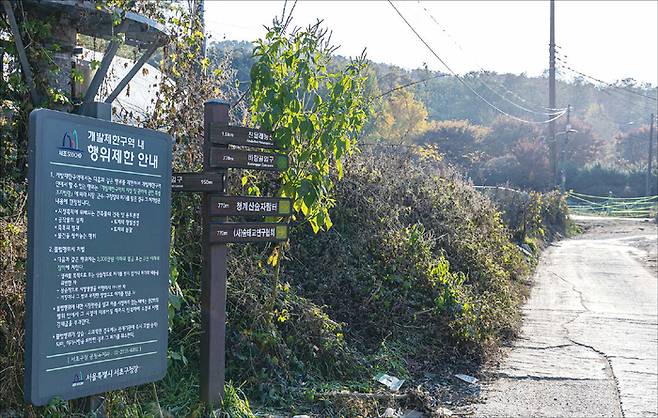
[
  {"x1": 61, "y1": 129, "x2": 79, "y2": 150},
  {"x1": 72, "y1": 371, "x2": 84, "y2": 387},
  {"x1": 58, "y1": 128, "x2": 83, "y2": 159}
]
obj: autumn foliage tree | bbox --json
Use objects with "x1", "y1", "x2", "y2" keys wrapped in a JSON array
[
  {"x1": 561, "y1": 119, "x2": 604, "y2": 167},
  {"x1": 416, "y1": 119, "x2": 489, "y2": 171},
  {"x1": 483, "y1": 117, "x2": 540, "y2": 156},
  {"x1": 367, "y1": 89, "x2": 430, "y2": 143},
  {"x1": 615, "y1": 124, "x2": 656, "y2": 167}
]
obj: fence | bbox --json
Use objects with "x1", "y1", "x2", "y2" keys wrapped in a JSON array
[{"x1": 568, "y1": 192, "x2": 658, "y2": 218}]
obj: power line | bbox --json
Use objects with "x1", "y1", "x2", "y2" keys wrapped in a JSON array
[
  {"x1": 359, "y1": 142, "x2": 424, "y2": 148},
  {"x1": 417, "y1": 1, "x2": 565, "y2": 115},
  {"x1": 555, "y1": 50, "x2": 657, "y2": 102},
  {"x1": 618, "y1": 113, "x2": 658, "y2": 128},
  {"x1": 556, "y1": 60, "x2": 654, "y2": 111},
  {"x1": 552, "y1": 90, "x2": 649, "y2": 127},
  {"x1": 555, "y1": 58, "x2": 649, "y2": 108},
  {"x1": 497, "y1": 81, "x2": 562, "y2": 112},
  {"x1": 548, "y1": 71, "x2": 649, "y2": 126},
  {"x1": 387, "y1": 0, "x2": 567, "y2": 125},
  {"x1": 475, "y1": 77, "x2": 564, "y2": 116},
  {"x1": 372, "y1": 72, "x2": 449, "y2": 100},
  {"x1": 372, "y1": 69, "x2": 565, "y2": 118}
]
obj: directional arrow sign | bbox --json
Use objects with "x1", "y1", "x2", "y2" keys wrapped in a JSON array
[
  {"x1": 172, "y1": 172, "x2": 224, "y2": 192},
  {"x1": 210, "y1": 148, "x2": 288, "y2": 171},
  {"x1": 209, "y1": 223, "x2": 289, "y2": 243},
  {"x1": 209, "y1": 196, "x2": 292, "y2": 217},
  {"x1": 208, "y1": 124, "x2": 278, "y2": 149}
]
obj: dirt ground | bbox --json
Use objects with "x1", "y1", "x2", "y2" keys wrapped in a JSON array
[{"x1": 573, "y1": 215, "x2": 657, "y2": 272}]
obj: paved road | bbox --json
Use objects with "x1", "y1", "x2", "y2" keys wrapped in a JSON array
[{"x1": 476, "y1": 216, "x2": 658, "y2": 417}]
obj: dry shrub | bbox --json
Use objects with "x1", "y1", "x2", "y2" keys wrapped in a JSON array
[
  {"x1": 286, "y1": 145, "x2": 530, "y2": 366},
  {"x1": 481, "y1": 187, "x2": 571, "y2": 245},
  {"x1": 0, "y1": 192, "x2": 32, "y2": 412}
]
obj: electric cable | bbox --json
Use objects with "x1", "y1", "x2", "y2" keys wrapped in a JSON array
[
  {"x1": 556, "y1": 60, "x2": 654, "y2": 111},
  {"x1": 417, "y1": 1, "x2": 566, "y2": 115},
  {"x1": 372, "y1": 72, "x2": 449, "y2": 100},
  {"x1": 554, "y1": 48, "x2": 657, "y2": 102},
  {"x1": 388, "y1": 0, "x2": 567, "y2": 125}
]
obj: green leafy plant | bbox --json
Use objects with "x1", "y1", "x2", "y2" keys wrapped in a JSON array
[
  {"x1": 216, "y1": 383, "x2": 256, "y2": 418},
  {"x1": 250, "y1": 20, "x2": 369, "y2": 233}
]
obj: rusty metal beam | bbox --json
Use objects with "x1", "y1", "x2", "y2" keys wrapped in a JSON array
[{"x1": 2, "y1": 0, "x2": 39, "y2": 105}]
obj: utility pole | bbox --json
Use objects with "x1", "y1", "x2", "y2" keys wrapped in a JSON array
[
  {"x1": 560, "y1": 104, "x2": 571, "y2": 192},
  {"x1": 647, "y1": 113, "x2": 655, "y2": 196},
  {"x1": 548, "y1": 0, "x2": 557, "y2": 188}
]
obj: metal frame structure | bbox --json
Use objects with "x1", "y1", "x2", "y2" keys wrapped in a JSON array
[
  {"x1": 2, "y1": 1, "x2": 39, "y2": 104},
  {"x1": 2, "y1": 0, "x2": 168, "y2": 117}
]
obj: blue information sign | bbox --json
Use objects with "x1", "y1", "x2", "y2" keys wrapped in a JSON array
[{"x1": 25, "y1": 109, "x2": 173, "y2": 405}]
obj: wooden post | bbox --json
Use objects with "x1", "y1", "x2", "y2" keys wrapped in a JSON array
[
  {"x1": 548, "y1": 0, "x2": 557, "y2": 187},
  {"x1": 560, "y1": 104, "x2": 571, "y2": 192},
  {"x1": 646, "y1": 113, "x2": 655, "y2": 196},
  {"x1": 200, "y1": 100, "x2": 230, "y2": 407}
]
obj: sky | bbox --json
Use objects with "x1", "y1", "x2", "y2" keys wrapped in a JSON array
[{"x1": 205, "y1": 0, "x2": 658, "y2": 87}]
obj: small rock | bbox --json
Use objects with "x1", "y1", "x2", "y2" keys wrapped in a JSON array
[
  {"x1": 454, "y1": 373, "x2": 478, "y2": 384},
  {"x1": 401, "y1": 409, "x2": 423, "y2": 418},
  {"x1": 436, "y1": 407, "x2": 453, "y2": 417},
  {"x1": 382, "y1": 407, "x2": 398, "y2": 417}
]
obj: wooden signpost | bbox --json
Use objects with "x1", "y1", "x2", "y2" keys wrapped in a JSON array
[
  {"x1": 209, "y1": 148, "x2": 289, "y2": 171},
  {"x1": 171, "y1": 172, "x2": 225, "y2": 193},
  {"x1": 173, "y1": 100, "x2": 289, "y2": 407},
  {"x1": 25, "y1": 100, "x2": 286, "y2": 409},
  {"x1": 209, "y1": 196, "x2": 292, "y2": 217}
]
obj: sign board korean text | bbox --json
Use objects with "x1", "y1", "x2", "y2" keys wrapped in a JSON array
[
  {"x1": 209, "y1": 148, "x2": 288, "y2": 171},
  {"x1": 25, "y1": 109, "x2": 173, "y2": 405},
  {"x1": 172, "y1": 172, "x2": 224, "y2": 193},
  {"x1": 209, "y1": 196, "x2": 291, "y2": 217},
  {"x1": 209, "y1": 223, "x2": 288, "y2": 243},
  {"x1": 208, "y1": 124, "x2": 279, "y2": 149}
]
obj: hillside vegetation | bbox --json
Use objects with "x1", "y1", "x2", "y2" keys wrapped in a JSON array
[
  {"x1": 215, "y1": 40, "x2": 657, "y2": 197},
  {"x1": 2, "y1": 2, "x2": 574, "y2": 416},
  {"x1": 1, "y1": 146, "x2": 570, "y2": 416}
]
